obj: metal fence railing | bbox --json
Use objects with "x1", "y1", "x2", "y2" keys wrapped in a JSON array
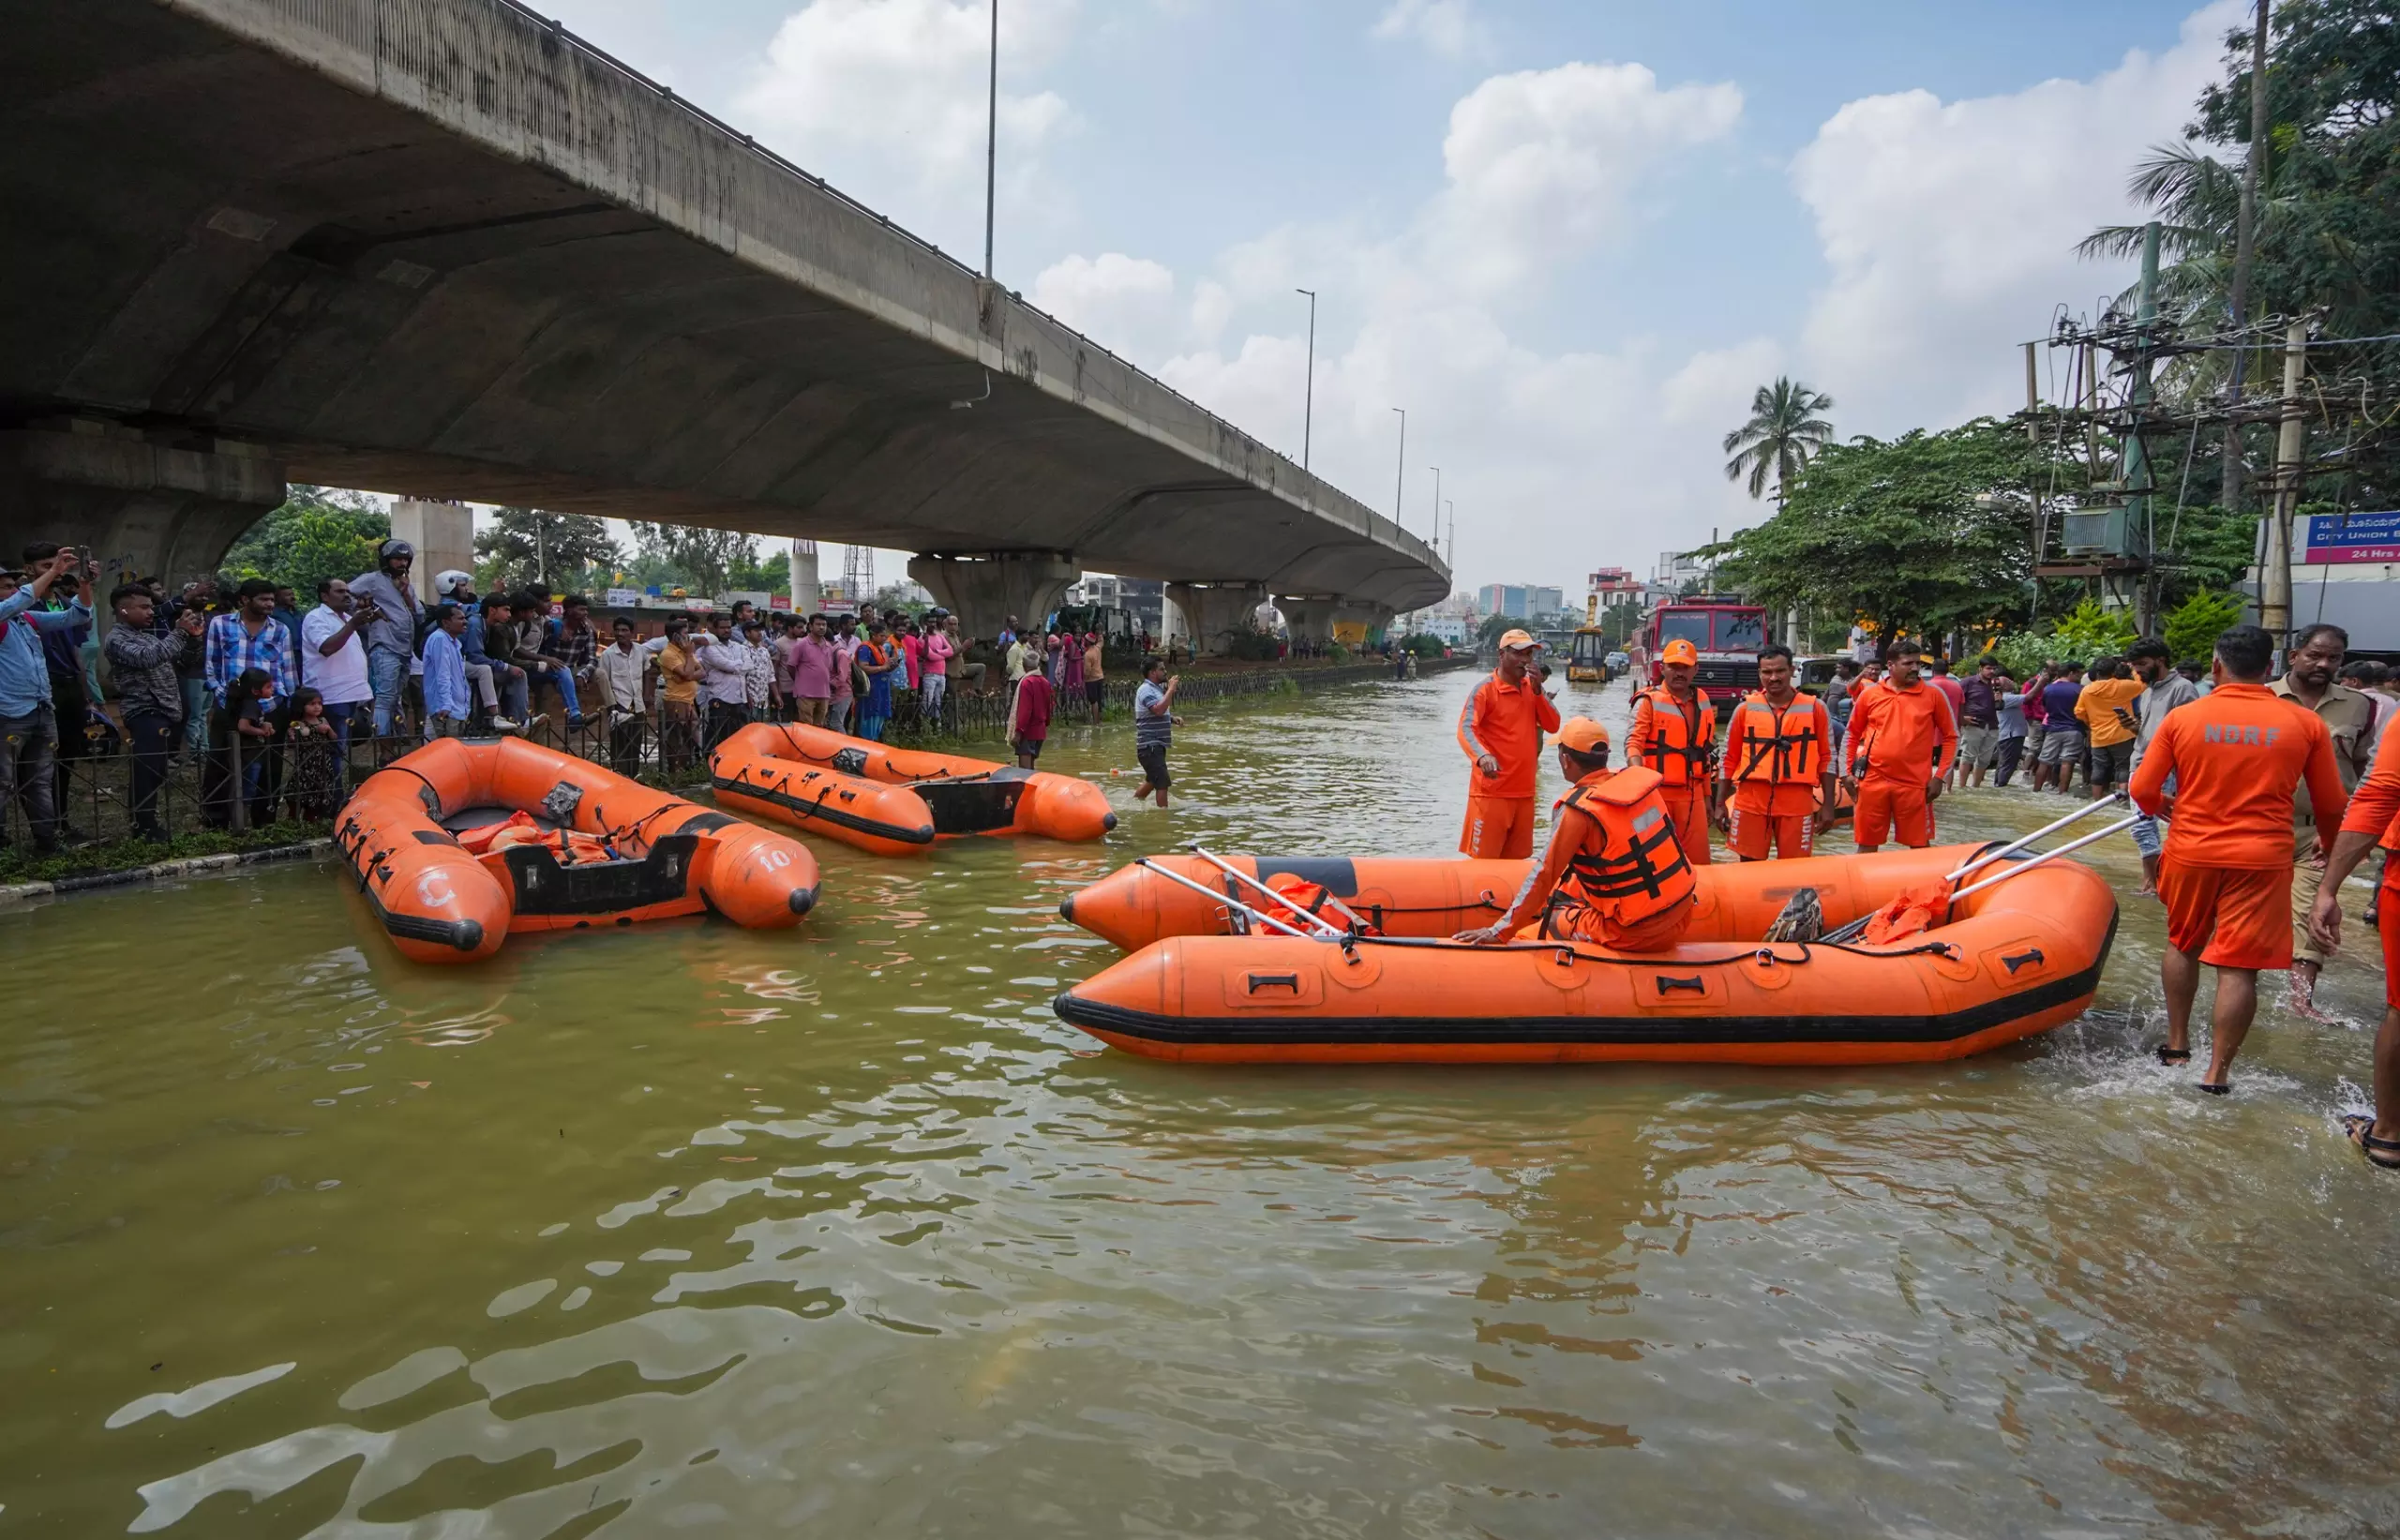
[{"x1": 0, "y1": 656, "x2": 1469, "y2": 863}]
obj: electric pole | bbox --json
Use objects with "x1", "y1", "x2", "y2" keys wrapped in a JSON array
[
  {"x1": 1296, "y1": 288, "x2": 1315, "y2": 470},
  {"x1": 2259, "y1": 319, "x2": 2309, "y2": 645},
  {"x1": 2224, "y1": 0, "x2": 2270, "y2": 521},
  {"x1": 1389, "y1": 407, "x2": 1406, "y2": 527},
  {"x1": 982, "y1": 0, "x2": 998, "y2": 279}
]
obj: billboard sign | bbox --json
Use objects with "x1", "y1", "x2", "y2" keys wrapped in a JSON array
[{"x1": 2304, "y1": 511, "x2": 2400, "y2": 564}]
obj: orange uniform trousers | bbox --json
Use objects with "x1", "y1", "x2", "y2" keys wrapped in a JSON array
[
  {"x1": 2158, "y1": 857, "x2": 2293, "y2": 970},
  {"x1": 1462, "y1": 795, "x2": 1538, "y2": 860},
  {"x1": 1727, "y1": 802, "x2": 1813, "y2": 860},
  {"x1": 1655, "y1": 783, "x2": 1713, "y2": 865},
  {"x1": 1853, "y1": 775, "x2": 1934, "y2": 849},
  {"x1": 1516, "y1": 893, "x2": 1696, "y2": 952}
]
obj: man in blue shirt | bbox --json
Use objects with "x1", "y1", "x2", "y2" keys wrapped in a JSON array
[
  {"x1": 420, "y1": 604, "x2": 472, "y2": 738},
  {"x1": 2033, "y1": 662, "x2": 2090, "y2": 796},
  {"x1": 0, "y1": 548, "x2": 95, "y2": 854}
]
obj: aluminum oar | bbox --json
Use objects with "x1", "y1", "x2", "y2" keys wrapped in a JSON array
[
  {"x1": 1131, "y1": 858, "x2": 1327, "y2": 941},
  {"x1": 1945, "y1": 792, "x2": 2126, "y2": 881}
]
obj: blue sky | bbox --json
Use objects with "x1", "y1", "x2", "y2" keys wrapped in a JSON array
[{"x1": 544, "y1": 0, "x2": 2242, "y2": 597}]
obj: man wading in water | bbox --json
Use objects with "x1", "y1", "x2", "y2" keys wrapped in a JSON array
[{"x1": 1456, "y1": 629, "x2": 1559, "y2": 859}]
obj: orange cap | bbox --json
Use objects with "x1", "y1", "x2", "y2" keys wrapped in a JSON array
[
  {"x1": 1552, "y1": 716, "x2": 1611, "y2": 754},
  {"x1": 1497, "y1": 628, "x2": 1538, "y2": 651},
  {"x1": 1661, "y1": 638, "x2": 1700, "y2": 665}
]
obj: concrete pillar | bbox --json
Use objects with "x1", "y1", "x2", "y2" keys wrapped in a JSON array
[
  {"x1": 1281, "y1": 596, "x2": 1337, "y2": 646},
  {"x1": 788, "y1": 540, "x2": 820, "y2": 613},
  {"x1": 389, "y1": 498, "x2": 474, "y2": 589},
  {"x1": 1165, "y1": 581, "x2": 1269, "y2": 656},
  {"x1": 1332, "y1": 603, "x2": 1397, "y2": 648},
  {"x1": 908, "y1": 551, "x2": 1079, "y2": 642},
  {"x1": 0, "y1": 420, "x2": 285, "y2": 590}
]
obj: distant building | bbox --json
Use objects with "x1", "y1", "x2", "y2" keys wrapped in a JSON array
[
  {"x1": 1654, "y1": 551, "x2": 1708, "y2": 591},
  {"x1": 1066, "y1": 574, "x2": 1168, "y2": 637},
  {"x1": 1476, "y1": 583, "x2": 1566, "y2": 620}
]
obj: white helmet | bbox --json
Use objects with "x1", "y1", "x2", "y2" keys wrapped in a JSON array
[{"x1": 433, "y1": 569, "x2": 474, "y2": 599}]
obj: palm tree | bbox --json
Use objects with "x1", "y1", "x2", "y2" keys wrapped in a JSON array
[{"x1": 1723, "y1": 378, "x2": 1836, "y2": 502}]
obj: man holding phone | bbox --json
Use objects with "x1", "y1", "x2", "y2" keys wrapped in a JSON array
[{"x1": 0, "y1": 547, "x2": 93, "y2": 854}]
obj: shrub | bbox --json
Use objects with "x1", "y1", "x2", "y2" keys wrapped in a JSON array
[{"x1": 2164, "y1": 591, "x2": 2245, "y2": 665}]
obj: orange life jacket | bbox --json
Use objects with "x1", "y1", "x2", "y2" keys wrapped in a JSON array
[
  {"x1": 1545, "y1": 765, "x2": 1696, "y2": 936},
  {"x1": 1633, "y1": 686, "x2": 1715, "y2": 785},
  {"x1": 1727, "y1": 694, "x2": 1828, "y2": 785}
]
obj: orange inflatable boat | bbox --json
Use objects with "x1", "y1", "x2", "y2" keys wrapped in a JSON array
[
  {"x1": 1053, "y1": 845, "x2": 2117, "y2": 1065},
  {"x1": 337, "y1": 737, "x2": 820, "y2": 963},
  {"x1": 710, "y1": 724, "x2": 939, "y2": 858},
  {"x1": 720, "y1": 722, "x2": 1116, "y2": 845}
]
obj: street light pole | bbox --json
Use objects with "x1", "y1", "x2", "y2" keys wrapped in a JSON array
[
  {"x1": 1428, "y1": 466, "x2": 1441, "y2": 543},
  {"x1": 1296, "y1": 288, "x2": 1316, "y2": 471},
  {"x1": 1390, "y1": 407, "x2": 1406, "y2": 527},
  {"x1": 1445, "y1": 499, "x2": 1455, "y2": 569},
  {"x1": 982, "y1": 0, "x2": 998, "y2": 279}
]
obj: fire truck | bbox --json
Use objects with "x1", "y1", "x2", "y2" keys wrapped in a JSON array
[{"x1": 1637, "y1": 597, "x2": 1769, "y2": 711}]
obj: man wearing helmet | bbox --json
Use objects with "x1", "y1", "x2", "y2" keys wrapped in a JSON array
[
  {"x1": 351, "y1": 540, "x2": 424, "y2": 739},
  {"x1": 432, "y1": 569, "x2": 477, "y2": 607}
]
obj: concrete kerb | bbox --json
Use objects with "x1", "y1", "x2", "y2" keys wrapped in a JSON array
[{"x1": 0, "y1": 838, "x2": 335, "y2": 911}]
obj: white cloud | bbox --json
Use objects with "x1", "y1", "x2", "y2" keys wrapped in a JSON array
[
  {"x1": 1371, "y1": 0, "x2": 1495, "y2": 62},
  {"x1": 732, "y1": 0, "x2": 1078, "y2": 259},
  {"x1": 1432, "y1": 62, "x2": 1742, "y2": 296},
  {"x1": 1791, "y1": 1, "x2": 2242, "y2": 434}
]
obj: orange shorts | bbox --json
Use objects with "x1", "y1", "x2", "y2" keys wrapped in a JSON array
[
  {"x1": 1462, "y1": 795, "x2": 1538, "y2": 860},
  {"x1": 1657, "y1": 783, "x2": 1713, "y2": 865},
  {"x1": 1853, "y1": 777, "x2": 1933, "y2": 849},
  {"x1": 2159, "y1": 857, "x2": 2292, "y2": 970},
  {"x1": 1728, "y1": 804, "x2": 1812, "y2": 860},
  {"x1": 2382, "y1": 869, "x2": 2400, "y2": 1009},
  {"x1": 1521, "y1": 894, "x2": 1695, "y2": 952}
]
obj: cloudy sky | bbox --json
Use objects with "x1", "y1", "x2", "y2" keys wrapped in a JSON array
[{"x1": 541, "y1": 0, "x2": 2243, "y2": 597}]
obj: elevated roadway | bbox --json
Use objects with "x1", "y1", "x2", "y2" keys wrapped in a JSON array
[{"x1": 0, "y1": 0, "x2": 1448, "y2": 639}]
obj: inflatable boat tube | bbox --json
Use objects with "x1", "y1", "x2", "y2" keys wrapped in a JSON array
[
  {"x1": 1053, "y1": 845, "x2": 2117, "y2": 1066},
  {"x1": 338, "y1": 737, "x2": 820, "y2": 963},
  {"x1": 741, "y1": 722, "x2": 1116, "y2": 843},
  {"x1": 710, "y1": 724, "x2": 938, "y2": 858}
]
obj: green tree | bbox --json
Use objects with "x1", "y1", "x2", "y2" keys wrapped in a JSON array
[
  {"x1": 2164, "y1": 589, "x2": 2246, "y2": 662},
  {"x1": 631, "y1": 523, "x2": 758, "y2": 600},
  {"x1": 1710, "y1": 419, "x2": 2062, "y2": 647},
  {"x1": 474, "y1": 507, "x2": 621, "y2": 593},
  {"x1": 220, "y1": 486, "x2": 389, "y2": 598},
  {"x1": 1722, "y1": 378, "x2": 1836, "y2": 502}
]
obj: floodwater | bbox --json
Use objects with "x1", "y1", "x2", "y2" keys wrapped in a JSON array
[{"x1": 5, "y1": 666, "x2": 2397, "y2": 1538}]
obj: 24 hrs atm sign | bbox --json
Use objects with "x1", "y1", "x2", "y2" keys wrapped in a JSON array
[{"x1": 2304, "y1": 511, "x2": 2400, "y2": 564}]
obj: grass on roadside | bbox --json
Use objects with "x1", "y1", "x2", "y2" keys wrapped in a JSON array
[{"x1": 0, "y1": 820, "x2": 330, "y2": 888}]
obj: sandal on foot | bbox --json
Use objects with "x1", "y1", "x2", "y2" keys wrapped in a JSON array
[
  {"x1": 2340, "y1": 1114, "x2": 2400, "y2": 1170},
  {"x1": 2197, "y1": 1082, "x2": 2232, "y2": 1097},
  {"x1": 2155, "y1": 1045, "x2": 2192, "y2": 1065}
]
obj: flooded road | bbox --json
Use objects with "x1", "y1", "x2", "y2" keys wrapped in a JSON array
[{"x1": 5, "y1": 666, "x2": 2396, "y2": 1537}]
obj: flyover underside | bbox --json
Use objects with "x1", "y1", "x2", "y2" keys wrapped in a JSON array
[{"x1": 0, "y1": 0, "x2": 1446, "y2": 610}]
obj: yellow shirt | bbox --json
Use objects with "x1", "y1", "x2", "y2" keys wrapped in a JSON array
[
  {"x1": 2075, "y1": 678, "x2": 2144, "y2": 748},
  {"x1": 658, "y1": 641, "x2": 699, "y2": 706}
]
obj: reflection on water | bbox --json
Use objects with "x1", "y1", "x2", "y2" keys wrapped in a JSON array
[{"x1": 4, "y1": 669, "x2": 2397, "y2": 1536}]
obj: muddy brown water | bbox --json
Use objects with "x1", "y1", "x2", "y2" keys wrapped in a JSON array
[{"x1": 4, "y1": 668, "x2": 2396, "y2": 1536}]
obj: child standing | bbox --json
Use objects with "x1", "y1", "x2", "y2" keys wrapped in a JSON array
[
  {"x1": 282, "y1": 686, "x2": 342, "y2": 819},
  {"x1": 1132, "y1": 657, "x2": 1182, "y2": 809},
  {"x1": 1011, "y1": 664, "x2": 1055, "y2": 769},
  {"x1": 231, "y1": 666, "x2": 278, "y2": 822}
]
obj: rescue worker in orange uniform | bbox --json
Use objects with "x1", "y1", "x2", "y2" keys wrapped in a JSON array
[
  {"x1": 1453, "y1": 717, "x2": 1696, "y2": 951},
  {"x1": 1456, "y1": 628, "x2": 1561, "y2": 859},
  {"x1": 1714, "y1": 641, "x2": 1836, "y2": 860},
  {"x1": 2133, "y1": 623, "x2": 2346, "y2": 1094},
  {"x1": 1842, "y1": 638, "x2": 1958, "y2": 852},
  {"x1": 1625, "y1": 637, "x2": 1716, "y2": 864}
]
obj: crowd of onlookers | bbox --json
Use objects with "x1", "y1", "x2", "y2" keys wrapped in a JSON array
[{"x1": 0, "y1": 536, "x2": 1200, "y2": 853}]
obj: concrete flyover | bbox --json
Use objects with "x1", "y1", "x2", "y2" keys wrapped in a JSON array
[{"x1": 0, "y1": 0, "x2": 1448, "y2": 641}]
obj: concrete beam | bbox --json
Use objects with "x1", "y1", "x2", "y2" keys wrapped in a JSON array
[
  {"x1": 908, "y1": 552, "x2": 1080, "y2": 643},
  {"x1": 0, "y1": 421, "x2": 284, "y2": 588}
]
